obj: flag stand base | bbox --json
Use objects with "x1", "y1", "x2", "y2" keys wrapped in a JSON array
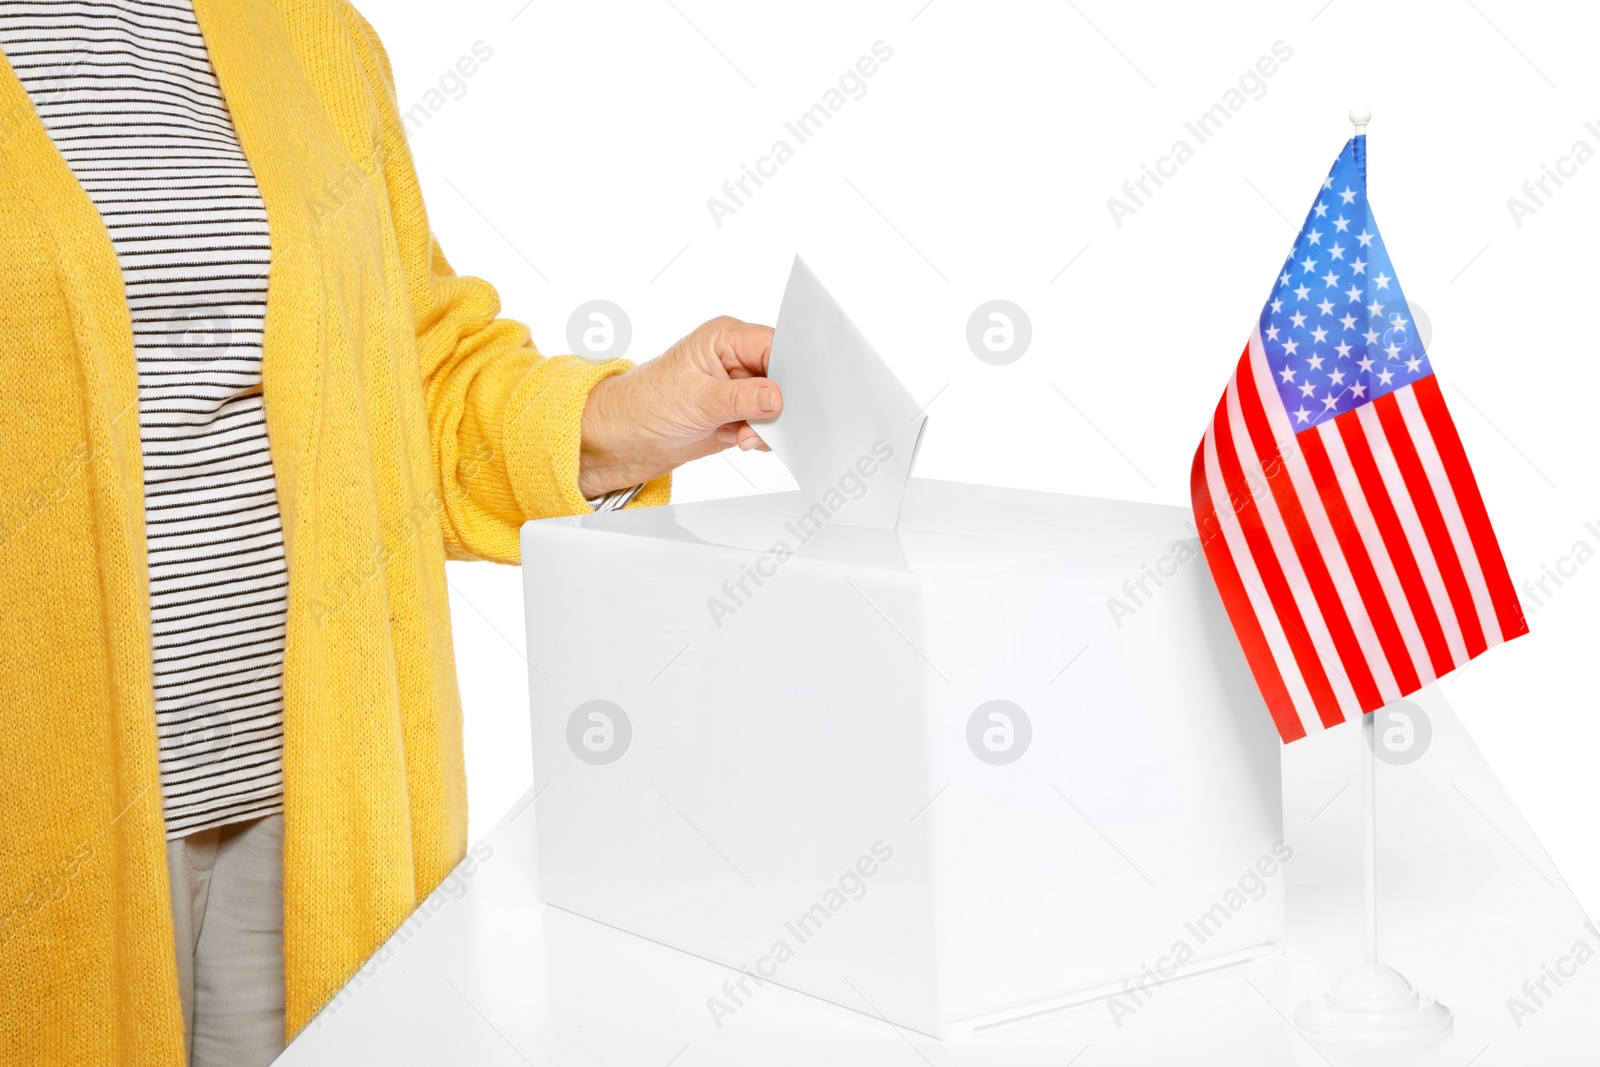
[
  {"x1": 1293, "y1": 962, "x2": 1452, "y2": 1043},
  {"x1": 1292, "y1": 698, "x2": 1452, "y2": 1046}
]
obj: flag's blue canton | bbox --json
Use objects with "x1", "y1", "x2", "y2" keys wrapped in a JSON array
[{"x1": 1259, "y1": 135, "x2": 1431, "y2": 433}]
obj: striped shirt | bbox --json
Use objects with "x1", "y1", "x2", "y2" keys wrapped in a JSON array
[{"x1": 0, "y1": 0, "x2": 287, "y2": 837}]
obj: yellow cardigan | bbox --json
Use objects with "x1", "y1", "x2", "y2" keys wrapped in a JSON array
[{"x1": 0, "y1": 0, "x2": 667, "y2": 1060}]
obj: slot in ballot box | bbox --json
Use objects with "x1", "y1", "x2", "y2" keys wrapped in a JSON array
[{"x1": 520, "y1": 478, "x2": 1284, "y2": 1037}]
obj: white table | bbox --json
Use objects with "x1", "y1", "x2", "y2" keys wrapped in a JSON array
[{"x1": 280, "y1": 690, "x2": 1598, "y2": 1065}]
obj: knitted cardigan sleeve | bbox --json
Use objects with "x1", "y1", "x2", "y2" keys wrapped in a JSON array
[{"x1": 335, "y1": 3, "x2": 670, "y2": 564}]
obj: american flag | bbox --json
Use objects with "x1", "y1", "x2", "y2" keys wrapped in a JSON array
[{"x1": 1192, "y1": 133, "x2": 1527, "y2": 744}]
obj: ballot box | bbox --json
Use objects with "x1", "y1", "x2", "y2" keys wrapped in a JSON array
[{"x1": 520, "y1": 478, "x2": 1285, "y2": 1037}]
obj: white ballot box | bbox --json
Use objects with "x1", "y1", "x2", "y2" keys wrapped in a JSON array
[{"x1": 520, "y1": 478, "x2": 1285, "y2": 1037}]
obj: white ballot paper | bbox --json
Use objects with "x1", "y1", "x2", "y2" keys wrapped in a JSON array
[{"x1": 759, "y1": 256, "x2": 927, "y2": 529}]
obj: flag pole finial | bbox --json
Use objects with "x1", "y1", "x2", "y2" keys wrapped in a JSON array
[{"x1": 1350, "y1": 106, "x2": 1372, "y2": 136}]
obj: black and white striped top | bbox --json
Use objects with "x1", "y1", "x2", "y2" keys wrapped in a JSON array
[{"x1": 0, "y1": 0, "x2": 287, "y2": 838}]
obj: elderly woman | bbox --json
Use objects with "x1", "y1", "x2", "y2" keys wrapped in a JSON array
[{"x1": 0, "y1": 0, "x2": 780, "y2": 1063}]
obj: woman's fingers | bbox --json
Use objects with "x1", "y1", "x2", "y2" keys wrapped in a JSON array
[
  {"x1": 699, "y1": 375, "x2": 781, "y2": 429},
  {"x1": 735, "y1": 423, "x2": 769, "y2": 451},
  {"x1": 712, "y1": 318, "x2": 775, "y2": 378},
  {"x1": 703, "y1": 320, "x2": 775, "y2": 451},
  {"x1": 713, "y1": 422, "x2": 771, "y2": 452}
]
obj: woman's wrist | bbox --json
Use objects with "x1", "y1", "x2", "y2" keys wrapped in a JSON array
[{"x1": 578, "y1": 372, "x2": 648, "y2": 498}]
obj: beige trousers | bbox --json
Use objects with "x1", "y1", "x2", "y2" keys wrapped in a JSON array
[{"x1": 165, "y1": 814, "x2": 287, "y2": 1067}]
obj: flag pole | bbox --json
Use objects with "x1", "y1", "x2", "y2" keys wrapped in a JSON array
[
  {"x1": 1363, "y1": 708, "x2": 1377, "y2": 966},
  {"x1": 1290, "y1": 106, "x2": 1455, "y2": 1049},
  {"x1": 1353, "y1": 105, "x2": 1379, "y2": 972}
]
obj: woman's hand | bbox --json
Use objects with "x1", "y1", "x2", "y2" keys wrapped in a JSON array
[{"x1": 578, "y1": 316, "x2": 783, "y2": 498}]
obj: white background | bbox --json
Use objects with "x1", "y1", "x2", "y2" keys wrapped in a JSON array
[{"x1": 359, "y1": 0, "x2": 1598, "y2": 918}]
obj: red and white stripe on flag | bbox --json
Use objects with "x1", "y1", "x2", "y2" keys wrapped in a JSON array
[{"x1": 1191, "y1": 332, "x2": 1528, "y2": 743}]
